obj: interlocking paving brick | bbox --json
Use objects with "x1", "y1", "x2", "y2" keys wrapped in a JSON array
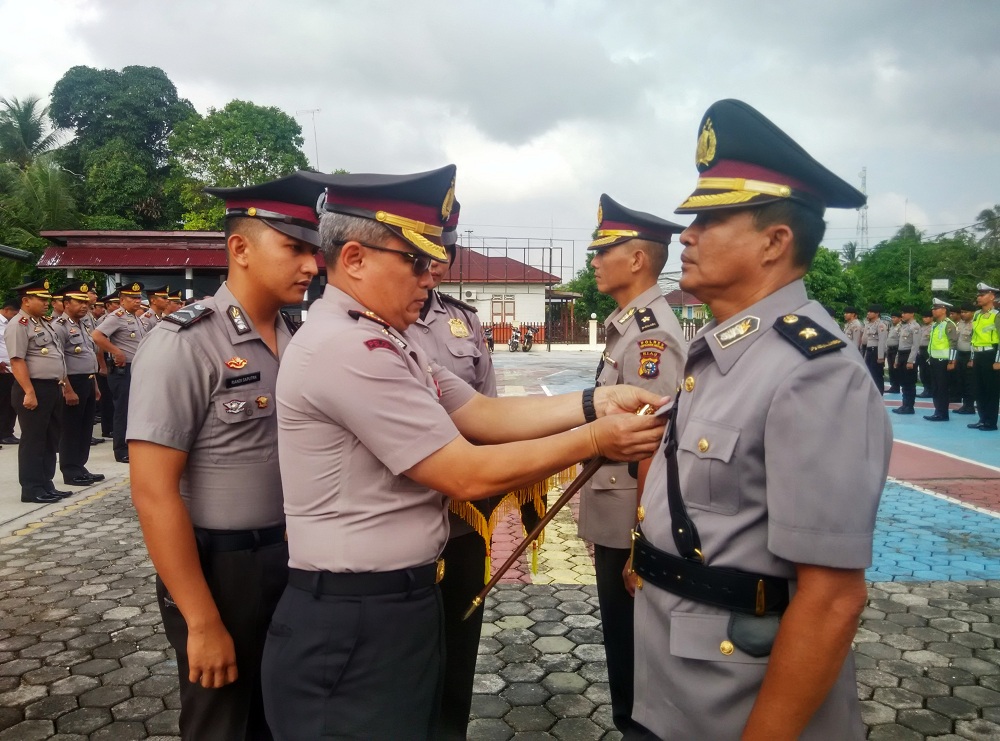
[
  {"x1": 23, "y1": 695, "x2": 77, "y2": 720},
  {"x1": 545, "y1": 693, "x2": 594, "y2": 718},
  {"x1": 866, "y1": 724, "x2": 924, "y2": 740},
  {"x1": 502, "y1": 683, "x2": 551, "y2": 707},
  {"x1": 896, "y1": 708, "x2": 953, "y2": 736},
  {"x1": 504, "y1": 705, "x2": 556, "y2": 732},
  {"x1": 470, "y1": 694, "x2": 511, "y2": 719},
  {"x1": 467, "y1": 717, "x2": 514, "y2": 741},
  {"x1": 550, "y1": 717, "x2": 603, "y2": 740},
  {"x1": 0, "y1": 720, "x2": 55, "y2": 740},
  {"x1": 926, "y1": 695, "x2": 979, "y2": 720}
]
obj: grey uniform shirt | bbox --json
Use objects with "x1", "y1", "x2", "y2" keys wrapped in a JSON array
[
  {"x1": 277, "y1": 285, "x2": 477, "y2": 573},
  {"x1": 53, "y1": 316, "x2": 99, "y2": 375},
  {"x1": 139, "y1": 310, "x2": 160, "y2": 334},
  {"x1": 632, "y1": 280, "x2": 892, "y2": 740},
  {"x1": 97, "y1": 308, "x2": 146, "y2": 361},
  {"x1": 843, "y1": 318, "x2": 863, "y2": 349},
  {"x1": 128, "y1": 283, "x2": 290, "y2": 530},
  {"x1": 863, "y1": 318, "x2": 887, "y2": 359},
  {"x1": 411, "y1": 290, "x2": 497, "y2": 538},
  {"x1": 578, "y1": 285, "x2": 685, "y2": 548},
  {"x1": 886, "y1": 322, "x2": 900, "y2": 349},
  {"x1": 897, "y1": 320, "x2": 920, "y2": 364},
  {"x1": 956, "y1": 320, "x2": 972, "y2": 352},
  {"x1": 4, "y1": 311, "x2": 66, "y2": 380},
  {"x1": 918, "y1": 322, "x2": 932, "y2": 348}
]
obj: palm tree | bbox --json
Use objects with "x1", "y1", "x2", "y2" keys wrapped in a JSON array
[
  {"x1": 841, "y1": 240, "x2": 859, "y2": 266},
  {"x1": 975, "y1": 205, "x2": 1000, "y2": 251},
  {"x1": 0, "y1": 96, "x2": 64, "y2": 170},
  {"x1": 0, "y1": 158, "x2": 79, "y2": 248}
]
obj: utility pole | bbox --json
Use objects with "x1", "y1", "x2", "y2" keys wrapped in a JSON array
[
  {"x1": 856, "y1": 167, "x2": 869, "y2": 252},
  {"x1": 296, "y1": 109, "x2": 321, "y2": 169}
]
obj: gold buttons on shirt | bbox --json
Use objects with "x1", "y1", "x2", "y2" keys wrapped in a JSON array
[
  {"x1": 40, "y1": 347, "x2": 48, "y2": 355},
  {"x1": 609, "y1": 476, "x2": 617, "y2": 484},
  {"x1": 684, "y1": 376, "x2": 695, "y2": 392},
  {"x1": 720, "y1": 641, "x2": 735, "y2": 656},
  {"x1": 637, "y1": 505, "x2": 645, "y2": 522},
  {"x1": 697, "y1": 438, "x2": 710, "y2": 453},
  {"x1": 74, "y1": 347, "x2": 81, "y2": 354}
]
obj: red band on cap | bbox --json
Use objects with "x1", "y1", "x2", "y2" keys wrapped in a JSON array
[
  {"x1": 325, "y1": 193, "x2": 444, "y2": 228},
  {"x1": 600, "y1": 220, "x2": 675, "y2": 241},
  {"x1": 700, "y1": 160, "x2": 818, "y2": 197},
  {"x1": 226, "y1": 199, "x2": 319, "y2": 225}
]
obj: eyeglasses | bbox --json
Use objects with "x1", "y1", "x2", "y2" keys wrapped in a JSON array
[{"x1": 355, "y1": 242, "x2": 434, "y2": 276}]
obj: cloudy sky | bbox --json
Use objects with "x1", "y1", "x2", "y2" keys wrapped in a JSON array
[{"x1": 2, "y1": 0, "x2": 998, "y2": 282}]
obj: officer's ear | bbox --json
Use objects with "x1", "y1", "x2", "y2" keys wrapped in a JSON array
[
  {"x1": 227, "y1": 233, "x2": 251, "y2": 269},
  {"x1": 338, "y1": 241, "x2": 367, "y2": 278},
  {"x1": 759, "y1": 223, "x2": 795, "y2": 269}
]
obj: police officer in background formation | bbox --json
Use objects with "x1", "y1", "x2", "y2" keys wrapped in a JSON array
[
  {"x1": 924, "y1": 298, "x2": 957, "y2": 422},
  {"x1": 842, "y1": 306, "x2": 863, "y2": 349},
  {"x1": 969, "y1": 282, "x2": 999, "y2": 431},
  {"x1": 51, "y1": 282, "x2": 105, "y2": 485},
  {"x1": 408, "y1": 201, "x2": 502, "y2": 739},
  {"x1": 578, "y1": 193, "x2": 686, "y2": 734},
  {"x1": 885, "y1": 310, "x2": 902, "y2": 394},
  {"x1": 628, "y1": 99, "x2": 892, "y2": 739},
  {"x1": 92, "y1": 282, "x2": 146, "y2": 462},
  {"x1": 954, "y1": 303, "x2": 977, "y2": 415},
  {"x1": 261, "y1": 166, "x2": 666, "y2": 739},
  {"x1": 141, "y1": 285, "x2": 170, "y2": 329},
  {"x1": 166, "y1": 291, "x2": 185, "y2": 316},
  {"x1": 4, "y1": 279, "x2": 72, "y2": 504},
  {"x1": 893, "y1": 305, "x2": 921, "y2": 415},
  {"x1": 916, "y1": 310, "x2": 934, "y2": 398},
  {"x1": 862, "y1": 304, "x2": 887, "y2": 394},
  {"x1": 128, "y1": 173, "x2": 323, "y2": 740},
  {"x1": 0, "y1": 299, "x2": 21, "y2": 445},
  {"x1": 94, "y1": 291, "x2": 118, "y2": 440}
]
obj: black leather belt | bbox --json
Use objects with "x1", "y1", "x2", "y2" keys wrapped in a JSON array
[
  {"x1": 194, "y1": 525, "x2": 286, "y2": 552},
  {"x1": 288, "y1": 562, "x2": 444, "y2": 597},
  {"x1": 632, "y1": 531, "x2": 789, "y2": 616}
]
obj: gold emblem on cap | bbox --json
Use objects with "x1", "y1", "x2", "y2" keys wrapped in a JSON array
[
  {"x1": 81, "y1": 283, "x2": 88, "y2": 292},
  {"x1": 683, "y1": 376, "x2": 695, "y2": 392},
  {"x1": 247, "y1": 207, "x2": 257, "y2": 216},
  {"x1": 783, "y1": 315, "x2": 798, "y2": 324},
  {"x1": 720, "y1": 640, "x2": 735, "y2": 656},
  {"x1": 597, "y1": 203, "x2": 604, "y2": 225},
  {"x1": 696, "y1": 117, "x2": 717, "y2": 167},
  {"x1": 799, "y1": 327, "x2": 818, "y2": 340},
  {"x1": 441, "y1": 178, "x2": 456, "y2": 223},
  {"x1": 697, "y1": 438, "x2": 710, "y2": 453},
  {"x1": 43, "y1": 280, "x2": 50, "y2": 290},
  {"x1": 449, "y1": 318, "x2": 470, "y2": 338}
]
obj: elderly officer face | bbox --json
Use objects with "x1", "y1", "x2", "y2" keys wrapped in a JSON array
[
  {"x1": 678, "y1": 209, "x2": 770, "y2": 306},
  {"x1": 232, "y1": 223, "x2": 318, "y2": 308},
  {"x1": 65, "y1": 297, "x2": 90, "y2": 321},
  {"x1": 120, "y1": 294, "x2": 142, "y2": 313}
]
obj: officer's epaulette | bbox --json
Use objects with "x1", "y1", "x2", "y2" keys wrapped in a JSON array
[
  {"x1": 438, "y1": 292, "x2": 477, "y2": 314},
  {"x1": 348, "y1": 309, "x2": 391, "y2": 329},
  {"x1": 635, "y1": 307, "x2": 660, "y2": 332},
  {"x1": 114, "y1": 308, "x2": 126, "y2": 317},
  {"x1": 163, "y1": 303, "x2": 214, "y2": 329},
  {"x1": 54, "y1": 316, "x2": 66, "y2": 324},
  {"x1": 279, "y1": 310, "x2": 298, "y2": 336},
  {"x1": 773, "y1": 314, "x2": 846, "y2": 358},
  {"x1": 42, "y1": 316, "x2": 52, "y2": 322}
]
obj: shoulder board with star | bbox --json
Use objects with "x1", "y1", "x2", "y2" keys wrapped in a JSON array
[
  {"x1": 635, "y1": 308, "x2": 660, "y2": 332},
  {"x1": 54, "y1": 316, "x2": 66, "y2": 324},
  {"x1": 42, "y1": 316, "x2": 52, "y2": 322},
  {"x1": 773, "y1": 314, "x2": 846, "y2": 358},
  {"x1": 438, "y1": 292, "x2": 477, "y2": 314},
  {"x1": 163, "y1": 303, "x2": 214, "y2": 329},
  {"x1": 18, "y1": 316, "x2": 27, "y2": 325},
  {"x1": 348, "y1": 309, "x2": 407, "y2": 349},
  {"x1": 114, "y1": 308, "x2": 126, "y2": 317}
]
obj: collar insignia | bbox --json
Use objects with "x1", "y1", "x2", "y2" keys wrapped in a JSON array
[
  {"x1": 713, "y1": 315, "x2": 760, "y2": 349},
  {"x1": 225, "y1": 357, "x2": 248, "y2": 369},
  {"x1": 617, "y1": 307, "x2": 637, "y2": 324},
  {"x1": 228, "y1": 305, "x2": 251, "y2": 335}
]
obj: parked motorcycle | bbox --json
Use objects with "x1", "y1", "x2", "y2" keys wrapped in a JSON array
[
  {"x1": 508, "y1": 326, "x2": 521, "y2": 352},
  {"x1": 484, "y1": 326, "x2": 494, "y2": 353},
  {"x1": 522, "y1": 326, "x2": 535, "y2": 352}
]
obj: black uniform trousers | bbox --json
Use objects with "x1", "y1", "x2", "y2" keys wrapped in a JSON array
[
  {"x1": 96, "y1": 370, "x2": 114, "y2": 437},
  {"x1": 437, "y1": 531, "x2": 487, "y2": 740},
  {"x1": 928, "y1": 358, "x2": 952, "y2": 418},
  {"x1": 12, "y1": 379, "x2": 62, "y2": 497},
  {"x1": 262, "y1": 575, "x2": 445, "y2": 740},
  {"x1": 954, "y1": 350, "x2": 975, "y2": 408},
  {"x1": 917, "y1": 347, "x2": 933, "y2": 395},
  {"x1": 886, "y1": 347, "x2": 900, "y2": 390},
  {"x1": 107, "y1": 364, "x2": 132, "y2": 460},
  {"x1": 0, "y1": 372, "x2": 16, "y2": 437},
  {"x1": 864, "y1": 346, "x2": 884, "y2": 394},
  {"x1": 157, "y1": 539, "x2": 288, "y2": 741},
  {"x1": 973, "y1": 348, "x2": 1000, "y2": 426},
  {"x1": 60, "y1": 374, "x2": 96, "y2": 478},
  {"x1": 594, "y1": 544, "x2": 637, "y2": 734},
  {"x1": 898, "y1": 356, "x2": 917, "y2": 409}
]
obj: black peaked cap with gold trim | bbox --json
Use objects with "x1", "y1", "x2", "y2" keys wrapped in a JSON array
[
  {"x1": 204, "y1": 171, "x2": 326, "y2": 248},
  {"x1": 590, "y1": 194, "x2": 685, "y2": 250},
  {"x1": 303, "y1": 165, "x2": 457, "y2": 262},
  {"x1": 53, "y1": 282, "x2": 92, "y2": 301},
  {"x1": 676, "y1": 99, "x2": 866, "y2": 215},
  {"x1": 14, "y1": 279, "x2": 52, "y2": 299}
]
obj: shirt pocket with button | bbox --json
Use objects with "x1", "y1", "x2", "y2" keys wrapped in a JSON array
[
  {"x1": 580, "y1": 462, "x2": 637, "y2": 546},
  {"x1": 445, "y1": 338, "x2": 481, "y2": 383},
  {"x1": 669, "y1": 611, "x2": 770, "y2": 665},
  {"x1": 678, "y1": 417, "x2": 741, "y2": 515},
  {"x1": 209, "y1": 389, "x2": 276, "y2": 464}
]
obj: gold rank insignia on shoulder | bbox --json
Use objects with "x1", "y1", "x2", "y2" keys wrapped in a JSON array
[
  {"x1": 782, "y1": 314, "x2": 798, "y2": 324},
  {"x1": 636, "y1": 308, "x2": 660, "y2": 332},
  {"x1": 225, "y1": 357, "x2": 248, "y2": 369},
  {"x1": 449, "y1": 318, "x2": 470, "y2": 338},
  {"x1": 228, "y1": 305, "x2": 251, "y2": 335},
  {"x1": 772, "y1": 315, "x2": 846, "y2": 358},
  {"x1": 713, "y1": 316, "x2": 760, "y2": 349}
]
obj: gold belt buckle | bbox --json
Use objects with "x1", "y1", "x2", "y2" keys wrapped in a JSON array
[{"x1": 435, "y1": 559, "x2": 445, "y2": 584}]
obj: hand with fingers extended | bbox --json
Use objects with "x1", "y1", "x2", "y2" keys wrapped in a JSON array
[
  {"x1": 187, "y1": 619, "x2": 239, "y2": 689},
  {"x1": 594, "y1": 385, "x2": 669, "y2": 417},
  {"x1": 588, "y1": 410, "x2": 666, "y2": 461}
]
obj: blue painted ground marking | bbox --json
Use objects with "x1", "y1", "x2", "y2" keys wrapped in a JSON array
[
  {"x1": 884, "y1": 392, "x2": 1000, "y2": 469},
  {"x1": 869, "y1": 481, "x2": 1000, "y2": 582}
]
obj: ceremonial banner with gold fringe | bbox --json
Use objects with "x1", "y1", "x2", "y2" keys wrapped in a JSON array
[{"x1": 448, "y1": 464, "x2": 580, "y2": 583}]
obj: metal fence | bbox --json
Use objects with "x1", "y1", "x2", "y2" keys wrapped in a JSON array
[{"x1": 484, "y1": 319, "x2": 707, "y2": 346}]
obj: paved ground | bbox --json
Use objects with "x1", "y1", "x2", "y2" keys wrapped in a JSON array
[{"x1": 0, "y1": 348, "x2": 997, "y2": 739}]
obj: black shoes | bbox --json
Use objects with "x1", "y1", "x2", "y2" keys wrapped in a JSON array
[
  {"x1": 0, "y1": 436, "x2": 19, "y2": 444},
  {"x1": 886, "y1": 387, "x2": 901, "y2": 394},
  {"x1": 47, "y1": 487, "x2": 73, "y2": 498},
  {"x1": 980, "y1": 424, "x2": 999, "y2": 431},
  {"x1": 954, "y1": 406, "x2": 977, "y2": 415},
  {"x1": 90, "y1": 438, "x2": 105, "y2": 445},
  {"x1": 893, "y1": 406, "x2": 915, "y2": 415},
  {"x1": 916, "y1": 392, "x2": 932, "y2": 398},
  {"x1": 968, "y1": 421, "x2": 985, "y2": 429},
  {"x1": 923, "y1": 415, "x2": 949, "y2": 422},
  {"x1": 115, "y1": 456, "x2": 129, "y2": 463},
  {"x1": 63, "y1": 472, "x2": 105, "y2": 486},
  {"x1": 21, "y1": 490, "x2": 61, "y2": 504}
]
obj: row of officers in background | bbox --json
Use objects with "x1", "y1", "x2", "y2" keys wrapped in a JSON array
[
  {"x1": 2, "y1": 280, "x2": 186, "y2": 503},
  {"x1": 841, "y1": 282, "x2": 1000, "y2": 429}
]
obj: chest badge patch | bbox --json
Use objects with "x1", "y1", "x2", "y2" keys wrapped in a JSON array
[
  {"x1": 637, "y1": 338, "x2": 666, "y2": 379},
  {"x1": 255, "y1": 395, "x2": 268, "y2": 409},
  {"x1": 225, "y1": 357, "x2": 248, "y2": 369},
  {"x1": 449, "y1": 318, "x2": 470, "y2": 338},
  {"x1": 714, "y1": 316, "x2": 760, "y2": 349},
  {"x1": 223, "y1": 400, "x2": 247, "y2": 414}
]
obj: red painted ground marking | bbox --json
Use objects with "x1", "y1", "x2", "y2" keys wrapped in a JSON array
[{"x1": 890, "y1": 441, "x2": 1000, "y2": 513}]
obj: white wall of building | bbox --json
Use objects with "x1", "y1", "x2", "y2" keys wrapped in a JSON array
[{"x1": 439, "y1": 282, "x2": 549, "y2": 323}]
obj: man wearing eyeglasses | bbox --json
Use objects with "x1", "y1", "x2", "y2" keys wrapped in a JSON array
[{"x1": 262, "y1": 166, "x2": 668, "y2": 739}]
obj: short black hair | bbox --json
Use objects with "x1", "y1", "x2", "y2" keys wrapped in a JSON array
[
  {"x1": 2, "y1": 299, "x2": 19, "y2": 311},
  {"x1": 751, "y1": 200, "x2": 826, "y2": 268},
  {"x1": 224, "y1": 216, "x2": 267, "y2": 241}
]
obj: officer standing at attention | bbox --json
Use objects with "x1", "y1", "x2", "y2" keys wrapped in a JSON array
[
  {"x1": 862, "y1": 304, "x2": 887, "y2": 394},
  {"x1": 924, "y1": 298, "x2": 958, "y2": 422},
  {"x1": 894, "y1": 305, "x2": 921, "y2": 415},
  {"x1": 92, "y1": 282, "x2": 146, "y2": 462},
  {"x1": 128, "y1": 173, "x2": 323, "y2": 740},
  {"x1": 969, "y1": 282, "x2": 999, "y2": 431},
  {"x1": 885, "y1": 310, "x2": 902, "y2": 394},
  {"x1": 954, "y1": 303, "x2": 977, "y2": 415},
  {"x1": 0, "y1": 299, "x2": 21, "y2": 445},
  {"x1": 916, "y1": 310, "x2": 934, "y2": 397},
  {"x1": 842, "y1": 306, "x2": 863, "y2": 350},
  {"x1": 577, "y1": 193, "x2": 685, "y2": 734},
  {"x1": 627, "y1": 99, "x2": 892, "y2": 739},
  {"x1": 4, "y1": 279, "x2": 72, "y2": 504},
  {"x1": 140, "y1": 285, "x2": 170, "y2": 330},
  {"x1": 94, "y1": 291, "x2": 118, "y2": 439},
  {"x1": 52, "y1": 282, "x2": 105, "y2": 485},
  {"x1": 261, "y1": 166, "x2": 666, "y2": 740}
]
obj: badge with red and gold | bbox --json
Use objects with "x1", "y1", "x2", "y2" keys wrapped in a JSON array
[{"x1": 637, "y1": 338, "x2": 666, "y2": 379}]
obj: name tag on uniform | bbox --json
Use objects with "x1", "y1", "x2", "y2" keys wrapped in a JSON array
[{"x1": 226, "y1": 372, "x2": 261, "y2": 388}]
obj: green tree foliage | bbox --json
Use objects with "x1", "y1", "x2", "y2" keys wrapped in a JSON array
[
  {"x1": 559, "y1": 262, "x2": 616, "y2": 324},
  {"x1": 84, "y1": 139, "x2": 162, "y2": 228},
  {"x1": 803, "y1": 246, "x2": 863, "y2": 312},
  {"x1": 169, "y1": 100, "x2": 310, "y2": 230},
  {"x1": 0, "y1": 96, "x2": 63, "y2": 170}
]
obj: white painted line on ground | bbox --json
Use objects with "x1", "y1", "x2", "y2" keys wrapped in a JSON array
[
  {"x1": 887, "y1": 476, "x2": 1000, "y2": 519},
  {"x1": 540, "y1": 385, "x2": 553, "y2": 396},
  {"x1": 894, "y1": 439, "x2": 1000, "y2": 475}
]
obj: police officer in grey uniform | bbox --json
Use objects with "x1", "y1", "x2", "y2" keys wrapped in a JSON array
[
  {"x1": 92, "y1": 282, "x2": 146, "y2": 462},
  {"x1": 577, "y1": 193, "x2": 685, "y2": 734},
  {"x1": 862, "y1": 304, "x2": 887, "y2": 394},
  {"x1": 842, "y1": 306, "x2": 863, "y2": 349},
  {"x1": 140, "y1": 285, "x2": 170, "y2": 330},
  {"x1": 954, "y1": 303, "x2": 977, "y2": 414},
  {"x1": 94, "y1": 291, "x2": 118, "y2": 439},
  {"x1": 885, "y1": 310, "x2": 902, "y2": 393},
  {"x1": 262, "y1": 167, "x2": 666, "y2": 740},
  {"x1": 916, "y1": 310, "x2": 934, "y2": 397},
  {"x1": 894, "y1": 306, "x2": 921, "y2": 414},
  {"x1": 128, "y1": 173, "x2": 323, "y2": 740},
  {"x1": 924, "y1": 297, "x2": 958, "y2": 421},
  {"x1": 4, "y1": 279, "x2": 71, "y2": 503},
  {"x1": 628, "y1": 99, "x2": 892, "y2": 740},
  {"x1": 51, "y1": 282, "x2": 104, "y2": 485}
]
